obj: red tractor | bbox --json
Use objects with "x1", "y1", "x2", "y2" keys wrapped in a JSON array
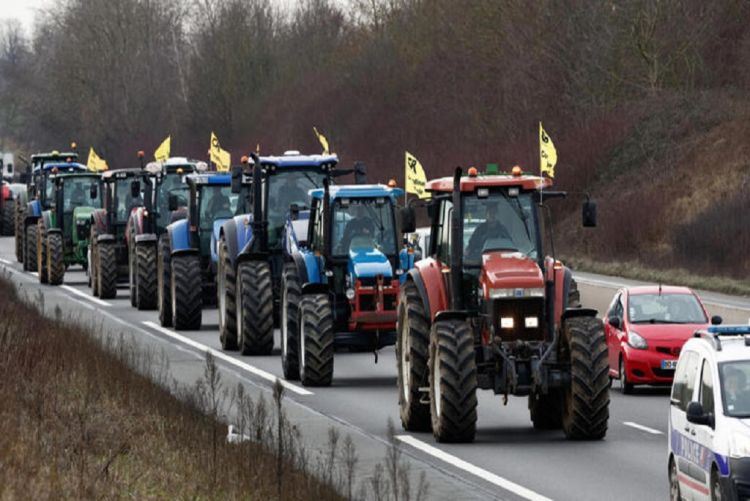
[{"x1": 396, "y1": 166, "x2": 608, "y2": 443}]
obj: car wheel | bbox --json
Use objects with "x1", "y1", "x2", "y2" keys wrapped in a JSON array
[
  {"x1": 669, "y1": 458, "x2": 681, "y2": 501},
  {"x1": 620, "y1": 356, "x2": 634, "y2": 395}
]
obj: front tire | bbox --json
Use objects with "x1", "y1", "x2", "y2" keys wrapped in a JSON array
[
  {"x1": 135, "y1": 244, "x2": 157, "y2": 310},
  {"x1": 14, "y1": 204, "x2": 24, "y2": 263},
  {"x1": 2, "y1": 198, "x2": 14, "y2": 236},
  {"x1": 157, "y1": 235, "x2": 173, "y2": 327},
  {"x1": 561, "y1": 316, "x2": 610, "y2": 440},
  {"x1": 281, "y1": 263, "x2": 301, "y2": 379},
  {"x1": 396, "y1": 280, "x2": 431, "y2": 432},
  {"x1": 217, "y1": 237, "x2": 237, "y2": 350},
  {"x1": 299, "y1": 293, "x2": 334, "y2": 387},
  {"x1": 428, "y1": 319, "x2": 477, "y2": 443},
  {"x1": 171, "y1": 254, "x2": 202, "y2": 330},
  {"x1": 237, "y1": 261, "x2": 274, "y2": 355},
  {"x1": 529, "y1": 390, "x2": 563, "y2": 430},
  {"x1": 25, "y1": 223, "x2": 38, "y2": 272},
  {"x1": 47, "y1": 232, "x2": 65, "y2": 285},
  {"x1": 97, "y1": 242, "x2": 117, "y2": 299},
  {"x1": 37, "y1": 221, "x2": 48, "y2": 284}
]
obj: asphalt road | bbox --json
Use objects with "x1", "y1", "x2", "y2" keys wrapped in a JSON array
[{"x1": 2, "y1": 235, "x2": 748, "y2": 501}]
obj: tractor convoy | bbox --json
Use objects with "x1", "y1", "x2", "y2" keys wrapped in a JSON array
[{"x1": 7, "y1": 146, "x2": 609, "y2": 445}]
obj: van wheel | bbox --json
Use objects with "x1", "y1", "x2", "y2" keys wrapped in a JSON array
[
  {"x1": 669, "y1": 458, "x2": 680, "y2": 501},
  {"x1": 711, "y1": 467, "x2": 725, "y2": 501}
]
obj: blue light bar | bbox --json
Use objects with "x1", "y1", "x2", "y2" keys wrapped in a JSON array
[{"x1": 707, "y1": 325, "x2": 750, "y2": 335}]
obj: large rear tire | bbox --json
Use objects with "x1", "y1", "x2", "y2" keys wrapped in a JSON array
[
  {"x1": 128, "y1": 240, "x2": 137, "y2": 307},
  {"x1": 529, "y1": 389, "x2": 563, "y2": 430},
  {"x1": 217, "y1": 237, "x2": 237, "y2": 350},
  {"x1": 97, "y1": 242, "x2": 117, "y2": 299},
  {"x1": 396, "y1": 280, "x2": 432, "y2": 432},
  {"x1": 429, "y1": 319, "x2": 477, "y2": 443},
  {"x1": 135, "y1": 244, "x2": 157, "y2": 310},
  {"x1": 2, "y1": 199, "x2": 14, "y2": 236},
  {"x1": 157, "y1": 235, "x2": 173, "y2": 327},
  {"x1": 171, "y1": 254, "x2": 202, "y2": 330},
  {"x1": 89, "y1": 226, "x2": 99, "y2": 296},
  {"x1": 561, "y1": 316, "x2": 610, "y2": 440},
  {"x1": 47, "y1": 232, "x2": 65, "y2": 285},
  {"x1": 14, "y1": 204, "x2": 24, "y2": 263},
  {"x1": 237, "y1": 260, "x2": 274, "y2": 355},
  {"x1": 37, "y1": 221, "x2": 48, "y2": 284},
  {"x1": 281, "y1": 263, "x2": 301, "y2": 379},
  {"x1": 25, "y1": 223, "x2": 38, "y2": 272},
  {"x1": 299, "y1": 293, "x2": 334, "y2": 387}
]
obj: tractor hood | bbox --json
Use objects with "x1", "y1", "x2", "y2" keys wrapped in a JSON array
[
  {"x1": 481, "y1": 251, "x2": 544, "y2": 291},
  {"x1": 348, "y1": 247, "x2": 393, "y2": 280},
  {"x1": 73, "y1": 206, "x2": 96, "y2": 223}
]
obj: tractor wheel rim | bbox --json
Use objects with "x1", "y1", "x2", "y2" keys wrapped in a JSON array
[
  {"x1": 433, "y1": 347, "x2": 441, "y2": 419},
  {"x1": 281, "y1": 287, "x2": 288, "y2": 359},
  {"x1": 401, "y1": 321, "x2": 411, "y2": 404}
]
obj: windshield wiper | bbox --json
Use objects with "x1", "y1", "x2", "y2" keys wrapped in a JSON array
[
  {"x1": 632, "y1": 319, "x2": 687, "y2": 324},
  {"x1": 498, "y1": 191, "x2": 533, "y2": 248}
]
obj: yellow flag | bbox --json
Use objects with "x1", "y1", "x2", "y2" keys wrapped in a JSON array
[
  {"x1": 405, "y1": 151, "x2": 430, "y2": 199},
  {"x1": 539, "y1": 122, "x2": 557, "y2": 178},
  {"x1": 313, "y1": 127, "x2": 329, "y2": 154},
  {"x1": 154, "y1": 136, "x2": 171, "y2": 162},
  {"x1": 209, "y1": 132, "x2": 231, "y2": 172},
  {"x1": 87, "y1": 147, "x2": 108, "y2": 172}
]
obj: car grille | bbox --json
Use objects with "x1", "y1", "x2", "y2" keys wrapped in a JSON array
[
  {"x1": 656, "y1": 346, "x2": 681, "y2": 356},
  {"x1": 652, "y1": 368, "x2": 675, "y2": 378}
]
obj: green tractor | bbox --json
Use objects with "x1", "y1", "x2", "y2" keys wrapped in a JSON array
[{"x1": 37, "y1": 172, "x2": 102, "y2": 285}]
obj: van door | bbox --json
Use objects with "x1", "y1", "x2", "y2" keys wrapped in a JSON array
[
  {"x1": 691, "y1": 358, "x2": 718, "y2": 500},
  {"x1": 670, "y1": 350, "x2": 702, "y2": 500}
]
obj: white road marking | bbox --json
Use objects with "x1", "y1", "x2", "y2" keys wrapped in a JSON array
[
  {"x1": 142, "y1": 321, "x2": 313, "y2": 396},
  {"x1": 396, "y1": 435, "x2": 552, "y2": 501},
  {"x1": 623, "y1": 421, "x2": 663, "y2": 435},
  {"x1": 61, "y1": 285, "x2": 112, "y2": 307},
  {"x1": 0, "y1": 258, "x2": 11, "y2": 264}
]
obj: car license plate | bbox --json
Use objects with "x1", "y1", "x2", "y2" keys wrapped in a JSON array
[{"x1": 661, "y1": 360, "x2": 677, "y2": 370}]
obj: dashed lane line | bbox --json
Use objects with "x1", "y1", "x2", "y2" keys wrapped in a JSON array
[
  {"x1": 142, "y1": 321, "x2": 313, "y2": 396},
  {"x1": 623, "y1": 421, "x2": 663, "y2": 435},
  {"x1": 396, "y1": 434, "x2": 553, "y2": 501},
  {"x1": 61, "y1": 285, "x2": 112, "y2": 307}
]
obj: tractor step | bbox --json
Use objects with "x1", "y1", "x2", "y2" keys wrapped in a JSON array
[{"x1": 418, "y1": 386, "x2": 430, "y2": 404}]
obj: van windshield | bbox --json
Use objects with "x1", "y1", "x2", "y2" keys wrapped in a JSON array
[{"x1": 719, "y1": 361, "x2": 750, "y2": 417}]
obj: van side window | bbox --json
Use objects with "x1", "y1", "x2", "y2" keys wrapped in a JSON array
[
  {"x1": 700, "y1": 359, "x2": 715, "y2": 416},
  {"x1": 672, "y1": 351, "x2": 699, "y2": 411}
]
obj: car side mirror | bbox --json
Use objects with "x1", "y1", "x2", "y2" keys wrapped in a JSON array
[
  {"x1": 608, "y1": 316, "x2": 621, "y2": 329},
  {"x1": 131, "y1": 180, "x2": 141, "y2": 198},
  {"x1": 90, "y1": 184, "x2": 98, "y2": 199},
  {"x1": 168, "y1": 193, "x2": 179, "y2": 211},
  {"x1": 582, "y1": 199, "x2": 597, "y2": 227},
  {"x1": 231, "y1": 165, "x2": 242, "y2": 194},
  {"x1": 686, "y1": 401, "x2": 714, "y2": 428},
  {"x1": 400, "y1": 206, "x2": 416, "y2": 234},
  {"x1": 711, "y1": 315, "x2": 723, "y2": 325}
]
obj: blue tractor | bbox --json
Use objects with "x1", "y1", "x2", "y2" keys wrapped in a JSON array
[
  {"x1": 216, "y1": 152, "x2": 363, "y2": 355},
  {"x1": 280, "y1": 181, "x2": 417, "y2": 386},
  {"x1": 157, "y1": 171, "x2": 252, "y2": 330}
]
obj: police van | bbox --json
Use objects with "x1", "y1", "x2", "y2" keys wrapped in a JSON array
[{"x1": 668, "y1": 324, "x2": 750, "y2": 500}]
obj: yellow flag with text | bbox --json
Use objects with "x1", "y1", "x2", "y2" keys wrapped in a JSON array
[
  {"x1": 405, "y1": 151, "x2": 430, "y2": 199},
  {"x1": 87, "y1": 147, "x2": 108, "y2": 172},
  {"x1": 154, "y1": 136, "x2": 171, "y2": 162},
  {"x1": 313, "y1": 127, "x2": 329, "y2": 154},
  {"x1": 539, "y1": 122, "x2": 557, "y2": 178},
  {"x1": 209, "y1": 132, "x2": 231, "y2": 172}
]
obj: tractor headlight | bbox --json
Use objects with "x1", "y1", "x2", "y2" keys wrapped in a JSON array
[
  {"x1": 627, "y1": 330, "x2": 648, "y2": 350},
  {"x1": 346, "y1": 288, "x2": 356, "y2": 300},
  {"x1": 500, "y1": 317, "x2": 514, "y2": 329},
  {"x1": 489, "y1": 287, "x2": 544, "y2": 299},
  {"x1": 525, "y1": 316, "x2": 539, "y2": 328}
]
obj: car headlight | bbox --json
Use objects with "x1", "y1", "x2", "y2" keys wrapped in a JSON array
[
  {"x1": 730, "y1": 432, "x2": 750, "y2": 459},
  {"x1": 488, "y1": 287, "x2": 545, "y2": 299},
  {"x1": 627, "y1": 330, "x2": 648, "y2": 349}
]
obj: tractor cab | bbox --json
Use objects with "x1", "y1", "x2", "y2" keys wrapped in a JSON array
[{"x1": 149, "y1": 157, "x2": 204, "y2": 234}]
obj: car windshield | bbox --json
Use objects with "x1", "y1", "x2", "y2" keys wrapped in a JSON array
[
  {"x1": 63, "y1": 176, "x2": 98, "y2": 211},
  {"x1": 198, "y1": 185, "x2": 237, "y2": 230},
  {"x1": 157, "y1": 174, "x2": 188, "y2": 229},
  {"x1": 332, "y1": 197, "x2": 396, "y2": 256},
  {"x1": 719, "y1": 361, "x2": 750, "y2": 417},
  {"x1": 628, "y1": 293, "x2": 707, "y2": 324},
  {"x1": 463, "y1": 190, "x2": 538, "y2": 265},
  {"x1": 267, "y1": 169, "x2": 326, "y2": 248}
]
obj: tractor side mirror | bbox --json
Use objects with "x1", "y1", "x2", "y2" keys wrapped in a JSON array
[
  {"x1": 582, "y1": 199, "x2": 597, "y2": 227},
  {"x1": 686, "y1": 401, "x2": 714, "y2": 428},
  {"x1": 231, "y1": 165, "x2": 242, "y2": 194},
  {"x1": 607, "y1": 316, "x2": 621, "y2": 329},
  {"x1": 400, "y1": 206, "x2": 416, "y2": 234},
  {"x1": 711, "y1": 315, "x2": 723, "y2": 325},
  {"x1": 90, "y1": 184, "x2": 98, "y2": 200},
  {"x1": 168, "y1": 193, "x2": 179, "y2": 211},
  {"x1": 354, "y1": 161, "x2": 367, "y2": 185},
  {"x1": 131, "y1": 180, "x2": 141, "y2": 198}
]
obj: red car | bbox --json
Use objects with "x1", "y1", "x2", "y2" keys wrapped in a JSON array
[{"x1": 605, "y1": 285, "x2": 720, "y2": 393}]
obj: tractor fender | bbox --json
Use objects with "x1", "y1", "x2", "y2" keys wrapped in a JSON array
[
  {"x1": 561, "y1": 308, "x2": 599, "y2": 321},
  {"x1": 91, "y1": 209, "x2": 108, "y2": 234},
  {"x1": 129, "y1": 207, "x2": 146, "y2": 236},
  {"x1": 220, "y1": 218, "x2": 240, "y2": 267},
  {"x1": 40, "y1": 210, "x2": 54, "y2": 230},
  {"x1": 301, "y1": 251, "x2": 322, "y2": 284},
  {"x1": 46, "y1": 227, "x2": 62, "y2": 236},
  {"x1": 210, "y1": 219, "x2": 232, "y2": 264},
  {"x1": 234, "y1": 215, "x2": 257, "y2": 263},
  {"x1": 399, "y1": 248, "x2": 416, "y2": 284},
  {"x1": 135, "y1": 234, "x2": 157, "y2": 244},
  {"x1": 24, "y1": 200, "x2": 41, "y2": 227},
  {"x1": 301, "y1": 283, "x2": 328, "y2": 295},
  {"x1": 167, "y1": 219, "x2": 193, "y2": 254},
  {"x1": 413, "y1": 258, "x2": 449, "y2": 323},
  {"x1": 406, "y1": 271, "x2": 431, "y2": 321},
  {"x1": 97, "y1": 234, "x2": 115, "y2": 243},
  {"x1": 172, "y1": 248, "x2": 200, "y2": 258},
  {"x1": 434, "y1": 310, "x2": 473, "y2": 323},
  {"x1": 288, "y1": 252, "x2": 309, "y2": 285}
]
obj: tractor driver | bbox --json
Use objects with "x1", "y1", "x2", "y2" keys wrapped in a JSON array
[
  {"x1": 274, "y1": 175, "x2": 308, "y2": 215},
  {"x1": 340, "y1": 204, "x2": 375, "y2": 253},
  {"x1": 69, "y1": 183, "x2": 86, "y2": 209},
  {"x1": 208, "y1": 190, "x2": 232, "y2": 219},
  {"x1": 465, "y1": 202, "x2": 512, "y2": 260}
]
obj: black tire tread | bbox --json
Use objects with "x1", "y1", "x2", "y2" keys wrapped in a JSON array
[
  {"x1": 98, "y1": 242, "x2": 118, "y2": 299},
  {"x1": 25, "y1": 223, "x2": 38, "y2": 272},
  {"x1": 2, "y1": 199, "x2": 14, "y2": 236},
  {"x1": 238, "y1": 261, "x2": 274, "y2": 355},
  {"x1": 136, "y1": 244, "x2": 157, "y2": 310},
  {"x1": 281, "y1": 263, "x2": 301, "y2": 379},
  {"x1": 157, "y1": 235, "x2": 173, "y2": 327},
  {"x1": 218, "y1": 238, "x2": 237, "y2": 350},
  {"x1": 37, "y1": 221, "x2": 48, "y2": 283},
  {"x1": 299, "y1": 293, "x2": 334, "y2": 386},
  {"x1": 172, "y1": 254, "x2": 203, "y2": 330},
  {"x1": 15, "y1": 203, "x2": 24, "y2": 263},
  {"x1": 47, "y1": 232, "x2": 65, "y2": 285},
  {"x1": 397, "y1": 280, "x2": 431, "y2": 431}
]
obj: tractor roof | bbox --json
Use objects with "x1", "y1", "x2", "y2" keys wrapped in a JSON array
[
  {"x1": 309, "y1": 184, "x2": 403, "y2": 201},
  {"x1": 31, "y1": 151, "x2": 79, "y2": 162},
  {"x1": 426, "y1": 173, "x2": 552, "y2": 193},
  {"x1": 34, "y1": 162, "x2": 87, "y2": 173},
  {"x1": 259, "y1": 153, "x2": 338, "y2": 169},
  {"x1": 101, "y1": 168, "x2": 146, "y2": 180},
  {"x1": 186, "y1": 173, "x2": 231, "y2": 185}
]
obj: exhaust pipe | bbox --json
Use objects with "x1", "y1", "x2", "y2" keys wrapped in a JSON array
[
  {"x1": 249, "y1": 153, "x2": 267, "y2": 253},
  {"x1": 450, "y1": 167, "x2": 463, "y2": 310},
  {"x1": 322, "y1": 178, "x2": 331, "y2": 265}
]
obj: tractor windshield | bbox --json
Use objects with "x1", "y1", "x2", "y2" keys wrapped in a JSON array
[
  {"x1": 157, "y1": 174, "x2": 188, "y2": 229},
  {"x1": 63, "y1": 176, "x2": 98, "y2": 212},
  {"x1": 463, "y1": 190, "x2": 539, "y2": 265},
  {"x1": 332, "y1": 197, "x2": 397, "y2": 257},
  {"x1": 267, "y1": 169, "x2": 326, "y2": 248},
  {"x1": 115, "y1": 178, "x2": 144, "y2": 223},
  {"x1": 198, "y1": 185, "x2": 237, "y2": 230}
]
